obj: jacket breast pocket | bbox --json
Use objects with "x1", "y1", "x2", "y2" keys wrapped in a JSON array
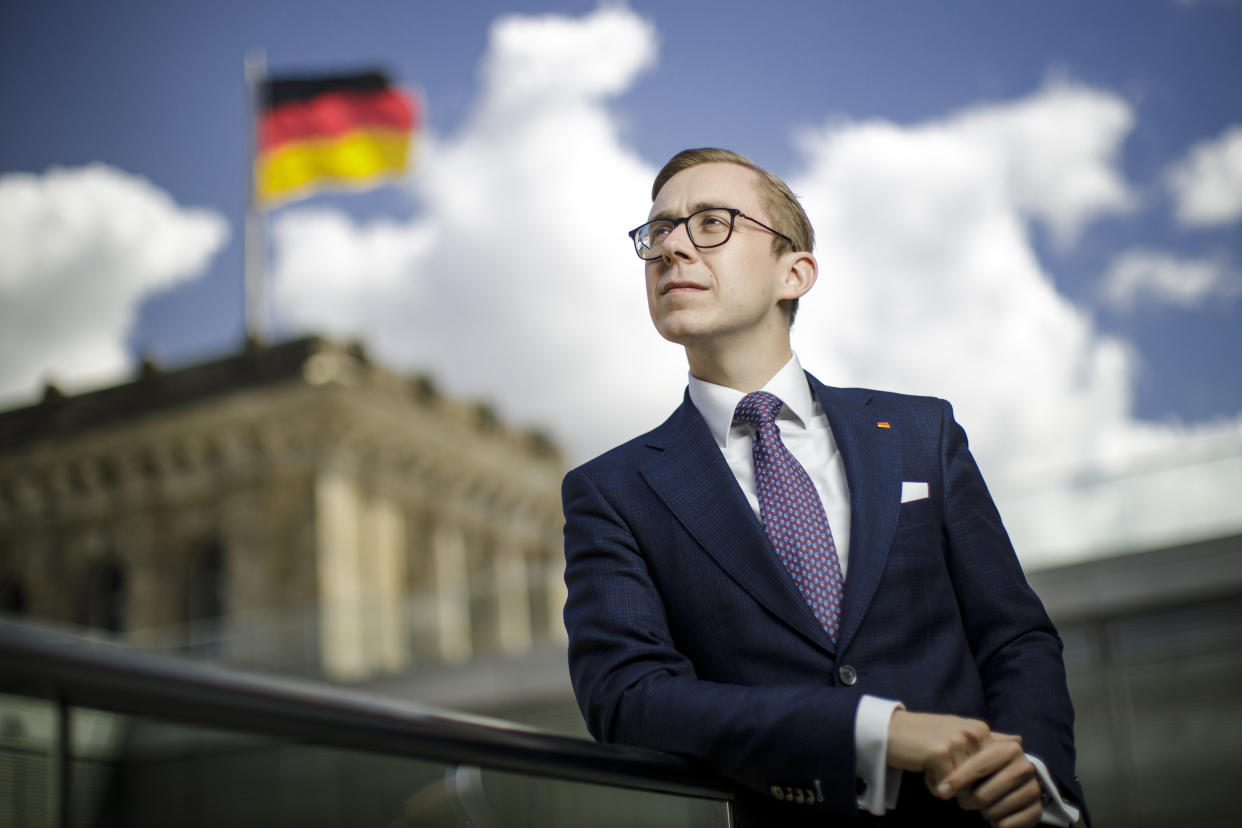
[{"x1": 895, "y1": 496, "x2": 937, "y2": 531}]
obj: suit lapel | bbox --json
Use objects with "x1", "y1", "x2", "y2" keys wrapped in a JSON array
[
  {"x1": 640, "y1": 396, "x2": 835, "y2": 653},
  {"x1": 810, "y1": 376, "x2": 903, "y2": 655}
]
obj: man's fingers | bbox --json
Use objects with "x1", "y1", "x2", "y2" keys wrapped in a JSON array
[
  {"x1": 924, "y1": 733, "x2": 980, "y2": 788},
  {"x1": 936, "y1": 738, "x2": 1025, "y2": 800},
  {"x1": 887, "y1": 710, "x2": 990, "y2": 779},
  {"x1": 968, "y1": 771, "x2": 1041, "y2": 815},
  {"x1": 979, "y1": 777, "x2": 1041, "y2": 819},
  {"x1": 984, "y1": 782, "x2": 1043, "y2": 828},
  {"x1": 971, "y1": 750, "x2": 1037, "y2": 808},
  {"x1": 948, "y1": 742, "x2": 1042, "y2": 828}
]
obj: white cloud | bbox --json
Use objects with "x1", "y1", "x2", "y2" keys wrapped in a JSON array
[
  {"x1": 953, "y1": 79, "x2": 1138, "y2": 246},
  {"x1": 274, "y1": 6, "x2": 682, "y2": 462},
  {"x1": 0, "y1": 164, "x2": 227, "y2": 402},
  {"x1": 1002, "y1": 426, "x2": 1242, "y2": 567},
  {"x1": 789, "y1": 80, "x2": 1147, "y2": 480},
  {"x1": 1102, "y1": 248, "x2": 1240, "y2": 310},
  {"x1": 272, "y1": 207, "x2": 437, "y2": 342},
  {"x1": 1167, "y1": 125, "x2": 1242, "y2": 226},
  {"x1": 786, "y1": 81, "x2": 1242, "y2": 563},
  {"x1": 269, "y1": 12, "x2": 1242, "y2": 564},
  {"x1": 482, "y1": 7, "x2": 658, "y2": 105}
]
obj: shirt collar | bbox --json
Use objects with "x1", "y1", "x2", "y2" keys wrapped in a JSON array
[{"x1": 687, "y1": 354, "x2": 817, "y2": 448}]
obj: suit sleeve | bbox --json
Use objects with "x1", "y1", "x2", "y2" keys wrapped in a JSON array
[
  {"x1": 936, "y1": 400, "x2": 1088, "y2": 818},
  {"x1": 562, "y1": 465, "x2": 865, "y2": 815}
]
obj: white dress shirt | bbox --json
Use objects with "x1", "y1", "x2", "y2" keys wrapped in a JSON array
[{"x1": 686, "y1": 355, "x2": 1080, "y2": 825}]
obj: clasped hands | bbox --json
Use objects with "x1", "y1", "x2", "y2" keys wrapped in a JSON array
[{"x1": 887, "y1": 709, "x2": 1044, "y2": 828}]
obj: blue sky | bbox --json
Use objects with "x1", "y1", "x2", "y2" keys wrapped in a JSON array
[{"x1": 3, "y1": 1, "x2": 1241, "y2": 561}]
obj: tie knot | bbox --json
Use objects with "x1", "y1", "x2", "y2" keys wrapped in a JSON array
[{"x1": 734, "y1": 391, "x2": 784, "y2": 428}]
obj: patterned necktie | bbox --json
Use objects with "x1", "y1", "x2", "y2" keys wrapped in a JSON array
[{"x1": 734, "y1": 391, "x2": 844, "y2": 644}]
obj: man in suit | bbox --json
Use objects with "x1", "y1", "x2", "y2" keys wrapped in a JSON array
[{"x1": 562, "y1": 148, "x2": 1087, "y2": 826}]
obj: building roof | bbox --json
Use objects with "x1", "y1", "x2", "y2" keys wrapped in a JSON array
[
  {"x1": 0, "y1": 336, "x2": 558, "y2": 458},
  {"x1": 1026, "y1": 532, "x2": 1242, "y2": 622}
]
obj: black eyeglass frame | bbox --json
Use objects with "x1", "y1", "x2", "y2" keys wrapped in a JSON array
[{"x1": 628, "y1": 207, "x2": 795, "y2": 260}]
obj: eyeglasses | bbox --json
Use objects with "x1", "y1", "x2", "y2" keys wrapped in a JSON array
[{"x1": 628, "y1": 207, "x2": 794, "y2": 261}]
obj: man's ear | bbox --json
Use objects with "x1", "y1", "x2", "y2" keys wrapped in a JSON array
[{"x1": 779, "y1": 250, "x2": 818, "y2": 302}]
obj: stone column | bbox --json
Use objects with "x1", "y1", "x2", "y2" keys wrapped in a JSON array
[
  {"x1": 467, "y1": 529, "x2": 500, "y2": 656},
  {"x1": 220, "y1": 483, "x2": 278, "y2": 670},
  {"x1": 116, "y1": 510, "x2": 164, "y2": 646},
  {"x1": 363, "y1": 493, "x2": 408, "y2": 674},
  {"x1": 313, "y1": 470, "x2": 369, "y2": 681},
  {"x1": 431, "y1": 521, "x2": 471, "y2": 664},
  {"x1": 494, "y1": 542, "x2": 532, "y2": 655},
  {"x1": 403, "y1": 508, "x2": 439, "y2": 663}
]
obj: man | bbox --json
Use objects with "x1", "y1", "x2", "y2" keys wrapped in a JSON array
[{"x1": 562, "y1": 148, "x2": 1087, "y2": 826}]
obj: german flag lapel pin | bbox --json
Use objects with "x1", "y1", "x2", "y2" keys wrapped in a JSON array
[{"x1": 876, "y1": 421, "x2": 891, "y2": 429}]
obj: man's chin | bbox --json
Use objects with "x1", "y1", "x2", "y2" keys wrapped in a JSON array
[
  {"x1": 651, "y1": 310, "x2": 712, "y2": 346},
  {"x1": 654, "y1": 323, "x2": 700, "y2": 348}
]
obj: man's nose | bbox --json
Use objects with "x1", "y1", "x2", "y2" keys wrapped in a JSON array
[{"x1": 660, "y1": 220, "x2": 696, "y2": 263}]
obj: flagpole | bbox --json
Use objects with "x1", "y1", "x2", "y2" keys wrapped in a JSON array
[{"x1": 243, "y1": 47, "x2": 267, "y2": 343}]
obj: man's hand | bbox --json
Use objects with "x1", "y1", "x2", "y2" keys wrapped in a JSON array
[
  {"x1": 886, "y1": 712, "x2": 1044, "y2": 827},
  {"x1": 934, "y1": 733, "x2": 1044, "y2": 828},
  {"x1": 886, "y1": 709, "x2": 991, "y2": 782}
]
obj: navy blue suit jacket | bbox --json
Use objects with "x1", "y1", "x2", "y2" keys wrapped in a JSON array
[{"x1": 563, "y1": 373, "x2": 1085, "y2": 824}]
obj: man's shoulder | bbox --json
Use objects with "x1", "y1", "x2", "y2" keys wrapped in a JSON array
[
  {"x1": 807, "y1": 377, "x2": 960, "y2": 444},
  {"x1": 570, "y1": 432, "x2": 651, "y2": 479},
  {"x1": 568, "y1": 400, "x2": 691, "y2": 482},
  {"x1": 808, "y1": 374, "x2": 951, "y2": 416}
]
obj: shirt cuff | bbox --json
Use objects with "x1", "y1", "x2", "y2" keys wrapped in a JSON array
[
  {"x1": 855, "y1": 695, "x2": 903, "y2": 815},
  {"x1": 1028, "y1": 753, "x2": 1082, "y2": 827}
]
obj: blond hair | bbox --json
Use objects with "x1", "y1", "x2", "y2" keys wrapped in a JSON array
[
  {"x1": 651, "y1": 148, "x2": 814, "y2": 255},
  {"x1": 651, "y1": 148, "x2": 814, "y2": 321}
]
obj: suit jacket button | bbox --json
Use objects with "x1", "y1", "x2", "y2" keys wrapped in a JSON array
[{"x1": 838, "y1": 665, "x2": 858, "y2": 686}]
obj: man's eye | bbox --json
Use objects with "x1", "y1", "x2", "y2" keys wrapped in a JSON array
[
  {"x1": 648, "y1": 224, "x2": 672, "y2": 239},
  {"x1": 695, "y1": 213, "x2": 730, "y2": 232}
]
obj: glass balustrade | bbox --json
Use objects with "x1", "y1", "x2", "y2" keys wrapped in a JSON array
[{"x1": 0, "y1": 622, "x2": 732, "y2": 828}]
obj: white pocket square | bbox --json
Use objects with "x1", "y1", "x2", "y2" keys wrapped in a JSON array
[{"x1": 901, "y1": 481, "x2": 929, "y2": 503}]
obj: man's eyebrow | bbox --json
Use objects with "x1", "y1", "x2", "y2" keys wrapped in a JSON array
[{"x1": 649, "y1": 201, "x2": 725, "y2": 222}]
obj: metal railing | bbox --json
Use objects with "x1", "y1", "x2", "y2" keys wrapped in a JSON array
[{"x1": 0, "y1": 619, "x2": 733, "y2": 827}]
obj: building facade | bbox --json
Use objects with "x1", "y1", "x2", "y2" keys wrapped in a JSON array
[{"x1": 0, "y1": 337, "x2": 567, "y2": 683}]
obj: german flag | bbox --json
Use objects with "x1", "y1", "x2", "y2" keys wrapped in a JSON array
[{"x1": 255, "y1": 71, "x2": 418, "y2": 206}]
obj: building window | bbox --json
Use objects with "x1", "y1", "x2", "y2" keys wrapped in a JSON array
[
  {"x1": 0, "y1": 571, "x2": 27, "y2": 616},
  {"x1": 77, "y1": 561, "x2": 127, "y2": 633},
  {"x1": 187, "y1": 540, "x2": 226, "y2": 654}
]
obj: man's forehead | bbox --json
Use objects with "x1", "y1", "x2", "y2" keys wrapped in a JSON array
[
  {"x1": 648, "y1": 162, "x2": 762, "y2": 219},
  {"x1": 649, "y1": 200, "x2": 724, "y2": 222}
]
